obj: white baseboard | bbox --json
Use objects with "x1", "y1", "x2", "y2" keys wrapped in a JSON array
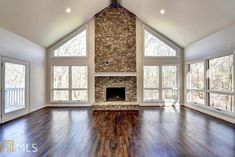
[
  {"x1": 46, "y1": 103, "x2": 92, "y2": 107},
  {"x1": 183, "y1": 104, "x2": 235, "y2": 124},
  {"x1": 30, "y1": 105, "x2": 46, "y2": 112}
]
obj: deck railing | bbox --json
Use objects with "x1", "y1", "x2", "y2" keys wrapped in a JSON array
[{"x1": 5, "y1": 88, "x2": 25, "y2": 108}]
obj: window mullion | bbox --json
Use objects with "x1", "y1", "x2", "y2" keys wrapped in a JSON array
[
  {"x1": 159, "y1": 65, "x2": 163, "y2": 101},
  {"x1": 51, "y1": 66, "x2": 54, "y2": 102},
  {"x1": 233, "y1": 53, "x2": 235, "y2": 113},
  {"x1": 69, "y1": 66, "x2": 72, "y2": 101},
  {"x1": 205, "y1": 60, "x2": 209, "y2": 107}
]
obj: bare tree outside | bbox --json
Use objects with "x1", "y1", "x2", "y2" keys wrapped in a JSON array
[
  {"x1": 71, "y1": 66, "x2": 88, "y2": 101},
  {"x1": 162, "y1": 66, "x2": 177, "y2": 88},
  {"x1": 144, "y1": 30, "x2": 176, "y2": 56},
  {"x1": 53, "y1": 66, "x2": 69, "y2": 101},
  {"x1": 162, "y1": 66, "x2": 178, "y2": 102},
  {"x1": 54, "y1": 30, "x2": 87, "y2": 57},
  {"x1": 187, "y1": 62, "x2": 204, "y2": 105},
  {"x1": 187, "y1": 91, "x2": 205, "y2": 105},
  {"x1": 143, "y1": 66, "x2": 159, "y2": 101},
  {"x1": 209, "y1": 55, "x2": 234, "y2": 112},
  {"x1": 143, "y1": 66, "x2": 178, "y2": 102},
  {"x1": 52, "y1": 66, "x2": 88, "y2": 102},
  {"x1": 5, "y1": 62, "x2": 26, "y2": 113}
]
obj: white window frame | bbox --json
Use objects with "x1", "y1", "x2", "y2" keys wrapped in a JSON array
[
  {"x1": 143, "y1": 65, "x2": 179, "y2": 103},
  {"x1": 143, "y1": 25, "x2": 180, "y2": 59},
  {"x1": 143, "y1": 65, "x2": 160, "y2": 102},
  {"x1": 51, "y1": 65, "x2": 89, "y2": 103},
  {"x1": 185, "y1": 52, "x2": 235, "y2": 116},
  {"x1": 49, "y1": 25, "x2": 89, "y2": 59},
  {"x1": 186, "y1": 61, "x2": 205, "y2": 106}
]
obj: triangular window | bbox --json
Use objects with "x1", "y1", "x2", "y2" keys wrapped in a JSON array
[
  {"x1": 54, "y1": 30, "x2": 87, "y2": 57},
  {"x1": 144, "y1": 30, "x2": 176, "y2": 57}
]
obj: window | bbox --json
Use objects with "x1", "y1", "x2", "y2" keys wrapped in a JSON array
[
  {"x1": 210, "y1": 93, "x2": 234, "y2": 112},
  {"x1": 52, "y1": 66, "x2": 88, "y2": 102},
  {"x1": 209, "y1": 55, "x2": 233, "y2": 92},
  {"x1": 208, "y1": 55, "x2": 234, "y2": 112},
  {"x1": 187, "y1": 62, "x2": 205, "y2": 105},
  {"x1": 143, "y1": 66, "x2": 159, "y2": 101},
  {"x1": 188, "y1": 62, "x2": 204, "y2": 90},
  {"x1": 162, "y1": 66, "x2": 177, "y2": 88},
  {"x1": 5, "y1": 62, "x2": 26, "y2": 113},
  {"x1": 71, "y1": 66, "x2": 88, "y2": 101},
  {"x1": 186, "y1": 55, "x2": 235, "y2": 113},
  {"x1": 53, "y1": 66, "x2": 69, "y2": 101},
  {"x1": 187, "y1": 91, "x2": 204, "y2": 105},
  {"x1": 162, "y1": 66, "x2": 178, "y2": 102},
  {"x1": 143, "y1": 65, "x2": 178, "y2": 102},
  {"x1": 54, "y1": 30, "x2": 87, "y2": 57},
  {"x1": 144, "y1": 30, "x2": 176, "y2": 57}
]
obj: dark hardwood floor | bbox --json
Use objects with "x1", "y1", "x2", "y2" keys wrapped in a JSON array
[{"x1": 0, "y1": 107, "x2": 234, "y2": 157}]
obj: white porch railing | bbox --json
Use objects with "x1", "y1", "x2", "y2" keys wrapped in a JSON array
[{"x1": 5, "y1": 88, "x2": 25, "y2": 109}]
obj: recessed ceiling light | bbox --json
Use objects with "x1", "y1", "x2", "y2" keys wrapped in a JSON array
[
  {"x1": 66, "y1": 8, "x2": 71, "y2": 13},
  {"x1": 160, "y1": 9, "x2": 165, "y2": 15}
]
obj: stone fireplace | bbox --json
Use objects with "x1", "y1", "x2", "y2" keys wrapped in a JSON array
[
  {"x1": 95, "y1": 76, "x2": 137, "y2": 102},
  {"x1": 93, "y1": 5, "x2": 139, "y2": 110}
]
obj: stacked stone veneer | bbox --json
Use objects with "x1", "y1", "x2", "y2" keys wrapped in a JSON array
[
  {"x1": 95, "y1": 77, "x2": 137, "y2": 102},
  {"x1": 95, "y1": 6, "x2": 136, "y2": 72},
  {"x1": 94, "y1": 6, "x2": 137, "y2": 103}
]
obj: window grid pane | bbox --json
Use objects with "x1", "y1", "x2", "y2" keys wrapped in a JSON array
[
  {"x1": 188, "y1": 62, "x2": 204, "y2": 89},
  {"x1": 54, "y1": 30, "x2": 87, "y2": 57},
  {"x1": 187, "y1": 90, "x2": 205, "y2": 105},
  {"x1": 162, "y1": 66, "x2": 177, "y2": 88},
  {"x1": 53, "y1": 66, "x2": 69, "y2": 89},
  {"x1": 144, "y1": 66, "x2": 159, "y2": 88},
  {"x1": 144, "y1": 90, "x2": 159, "y2": 101},
  {"x1": 209, "y1": 55, "x2": 233, "y2": 92},
  {"x1": 144, "y1": 30, "x2": 176, "y2": 57},
  {"x1": 72, "y1": 66, "x2": 88, "y2": 89},
  {"x1": 53, "y1": 90, "x2": 69, "y2": 101},
  {"x1": 162, "y1": 89, "x2": 178, "y2": 102},
  {"x1": 210, "y1": 93, "x2": 234, "y2": 112},
  {"x1": 72, "y1": 90, "x2": 88, "y2": 101}
]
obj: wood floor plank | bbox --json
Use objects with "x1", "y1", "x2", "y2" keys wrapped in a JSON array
[{"x1": 0, "y1": 107, "x2": 234, "y2": 157}]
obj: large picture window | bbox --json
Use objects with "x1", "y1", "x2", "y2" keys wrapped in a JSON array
[
  {"x1": 162, "y1": 66, "x2": 178, "y2": 102},
  {"x1": 143, "y1": 66, "x2": 160, "y2": 101},
  {"x1": 52, "y1": 65, "x2": 88, "y2": 102},
  {"x1": 186, "y1": 55, "x2": 234, "y2": 113},
  {"x1": 53, "y1": 29, "x2": 87, "y2": 57},
  {"x1": 208, "y1": 55, "x2": 234, "y2": 112},
  {"x1": 144, "y1": 29, "x2": 176, "y2": 57},
  {"x1": 143, "y1": 65, "x2": 178, "y2": 102}
]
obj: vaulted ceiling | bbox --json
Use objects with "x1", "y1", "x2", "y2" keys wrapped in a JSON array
[{"x1": 0, "y1": 0, "x2": 235, "y2": 48}]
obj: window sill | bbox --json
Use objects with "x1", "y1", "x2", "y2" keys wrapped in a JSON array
[
  {"x1": 185, "y1": 102, "x2": 235, "y2": 119},
  {"x1": 50, "y1": 101, "x2": 89, "y2": 104}
]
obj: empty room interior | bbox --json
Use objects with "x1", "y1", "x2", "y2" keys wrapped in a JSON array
[{"x1": 0, "y1": 0, "x2": 235, "y2": 156}]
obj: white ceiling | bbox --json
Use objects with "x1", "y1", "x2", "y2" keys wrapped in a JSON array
[{"x1": 0, "y1": 0, "x2": 235, "y2": 48}]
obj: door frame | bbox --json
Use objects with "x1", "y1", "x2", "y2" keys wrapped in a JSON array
[{"x1": 1, "y1": 57, "x2": 30, "y2": 123}]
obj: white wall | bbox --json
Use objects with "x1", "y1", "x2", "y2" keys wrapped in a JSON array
[
  {"x1": 0, "y1": 27, "x2": 46, "y2": 112},
  {"x1": 185, "y1": 23, "x2": 235, "y2": 61}
]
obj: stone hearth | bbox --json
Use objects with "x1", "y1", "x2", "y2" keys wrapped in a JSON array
[{"x1": 92, "y1": 102, "x2": 140, "y2": 111}]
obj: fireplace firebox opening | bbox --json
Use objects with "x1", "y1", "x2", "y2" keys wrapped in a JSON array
[{"x1": 106, "y1": 87, "x2": 125, "y2": 101}]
